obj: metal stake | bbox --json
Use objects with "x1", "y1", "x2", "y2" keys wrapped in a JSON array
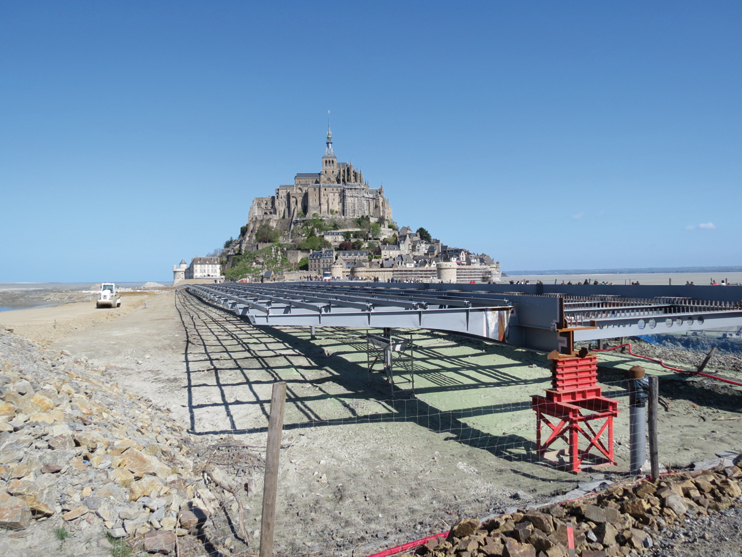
[
  {"x1": 628, "y1": 366, "x2": 648, "y2": 474},
  {"x1": 648, "y1": 376, "x2": 659, "y2": 481}
]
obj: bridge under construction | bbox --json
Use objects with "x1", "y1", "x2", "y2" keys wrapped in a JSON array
[
  {"x1": 186, "y1": 282, "x2": 742, "y2": 354},
  {"x1": 182, "y1": 281, "x2": 742, "y2": 475}
]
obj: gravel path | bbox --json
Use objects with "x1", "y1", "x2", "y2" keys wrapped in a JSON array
[{"x1": 649, "y1": 503, "x2": 742, "y2": 557}]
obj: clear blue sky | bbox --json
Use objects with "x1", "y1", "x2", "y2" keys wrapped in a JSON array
[{"x1": 1, "y1": 2, "x2": 740, "y2": 282}]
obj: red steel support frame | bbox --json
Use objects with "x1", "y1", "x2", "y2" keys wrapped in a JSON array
[
  {"x1": 531, "y1": 352, "x2": 619, "y2": 473},
  {"x1": 532, "y1": 396, "x2": 617, "y2": 473}
]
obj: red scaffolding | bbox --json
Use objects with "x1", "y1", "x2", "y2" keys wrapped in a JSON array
[{"x1": 531, "y1": 351, "x2": 619, "y2": 473}]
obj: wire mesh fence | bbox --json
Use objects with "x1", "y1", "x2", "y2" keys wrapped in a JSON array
[{"x1": 132, "y1": 292, "x2": 742, "y2": 557}]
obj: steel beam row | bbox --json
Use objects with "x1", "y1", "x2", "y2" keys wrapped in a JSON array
[
  {"x1": 186, "y1": 282, "x2": 742, "y2": 353},
  {"x1": 188, "y1": 284, "x2": 513, "y2": 341}
]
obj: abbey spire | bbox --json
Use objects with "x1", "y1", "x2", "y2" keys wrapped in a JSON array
[
  {"x1": 324, "y1": 121, "x2": 335, "y2": 158},
  {"x1": 321, "y1": 121, "x2": 338, "y2": 183}
]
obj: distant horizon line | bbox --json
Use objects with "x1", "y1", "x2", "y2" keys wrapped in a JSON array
[
  {"x1": 0, "y1": 280, "x2": 171, "y2": 286},
  {"x1": 505, "y1": 266, "x2": 742, "y2": 275}
]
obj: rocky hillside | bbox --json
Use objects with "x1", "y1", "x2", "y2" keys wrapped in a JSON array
[
  {"x1": 224, "y1": 243, "x2": 292, "y2": 281},
  {"x1": 0, "y1": 330, "x2": 255, "y2": 556}
]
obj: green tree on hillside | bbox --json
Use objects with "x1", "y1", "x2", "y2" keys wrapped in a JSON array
[
  {"x1": 353, "y1": 215, "x2": 373, "y2": 239},
  {"x1": 354, "y1": 215, "x2": 370, "y2": 228},
  {"x1": 255, "y1": 224, "x2": 280, "y2": 243},
  {"x1": 416, "y1": 227, "x2": 432, "y2": 242},
  {"x1": 304, "y1": 216, "x2": 327, "y2": 234},
  {"x1": 298, "y1": 229, "x2": 331, "y2": 251}
]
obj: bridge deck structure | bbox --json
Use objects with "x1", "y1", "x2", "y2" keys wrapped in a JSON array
[{"x1": 187, "y1": 282, "x2": 742, "y2": 353}]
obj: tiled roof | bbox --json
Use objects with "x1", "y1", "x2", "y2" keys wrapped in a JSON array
[{"x1": 309, "y1": 249, "x2": 335, "y2": 260}]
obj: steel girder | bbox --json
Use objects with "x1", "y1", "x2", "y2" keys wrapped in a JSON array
[
  {"x1": 186, "y1": 282, "x2": 742, "y2": 352},
  {"x1": 188, "y1": 284, "x2": 512, "y2": 341},
  {"x1": 563, "y1": 295, "x2": 742, "y2": 342}
]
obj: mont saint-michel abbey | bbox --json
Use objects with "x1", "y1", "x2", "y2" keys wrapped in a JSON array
[{"x1": 247, "y1": 127, "x2": 393, "y2": 231}]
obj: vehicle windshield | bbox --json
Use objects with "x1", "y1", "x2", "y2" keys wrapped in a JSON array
[{"x1": 102, "y1": 284, "x2": 114, "y2": 292}]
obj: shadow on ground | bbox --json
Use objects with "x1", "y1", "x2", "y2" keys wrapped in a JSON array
[{"x1": 175, "y1": 290, "x2": 548, "y2": 463}]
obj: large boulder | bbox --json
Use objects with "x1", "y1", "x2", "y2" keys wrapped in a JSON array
[{"x1": 0, "y1": 491, "x2": 32, "y2": 529}]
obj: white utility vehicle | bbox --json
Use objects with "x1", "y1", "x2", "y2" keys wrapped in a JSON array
[{"x1": 96, "y1": 283, "x2": 121, "y2": 308}]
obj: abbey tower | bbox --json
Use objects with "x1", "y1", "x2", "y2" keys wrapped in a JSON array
[{"x1": 320, "y1": 126, "x2": 338, "y2": 183}]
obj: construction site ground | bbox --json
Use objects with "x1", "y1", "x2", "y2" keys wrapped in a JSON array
[{"x1": 2, "y1": 289, "x2": 741, "y2": 556}]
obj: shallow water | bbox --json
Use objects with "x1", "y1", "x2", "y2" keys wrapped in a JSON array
[
  {"x1": 0, "y1": 282, "x2": 144, "y2": 311},
  {"x1": 0, "y1": 282, "x2": 96, "y2": 292},
  {"x1": 0, "y1": 282, "x2": 144, "y2": 291}
]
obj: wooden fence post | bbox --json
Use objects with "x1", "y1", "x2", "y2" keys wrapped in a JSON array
[
  {"x1": 259, "y1": 382, "x2": 287, "y2": 557},
  {"x1": 697, "y1": 346, "x2": 717, "y2": 373}
]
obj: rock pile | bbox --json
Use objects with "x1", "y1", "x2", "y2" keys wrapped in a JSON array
[
  {"x1": 405, "y1": 462, "x2": 742, "y2": 557},
  {"x1": 0, "y1": 330, "x2": 252, "y2": 555},
  {"x1": 141, "y1": 282, "x2": 166, "y2": 289}
]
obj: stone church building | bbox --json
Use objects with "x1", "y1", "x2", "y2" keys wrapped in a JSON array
[{"x1": 246, "y1": 127, "x2": 393, "y2": 236}]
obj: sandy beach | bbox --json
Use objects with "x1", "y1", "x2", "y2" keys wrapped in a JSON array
[
  {"x1": 505, "y1": 271, "x2": 742, "y2": 286},
  {"x1": 0, "y1": 291, "x2": 155, "y2": 344}
]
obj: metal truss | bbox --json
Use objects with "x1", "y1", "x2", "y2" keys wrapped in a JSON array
[
  {"x1": 188, "y1": 283, "x2": 513, "y2": 341},
  {"x1": 564, "y1": 295, "x2": 742, "y2": 343},
  {"x1": 186, "y1": 282, "x2": 742, "y2": 353}
]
